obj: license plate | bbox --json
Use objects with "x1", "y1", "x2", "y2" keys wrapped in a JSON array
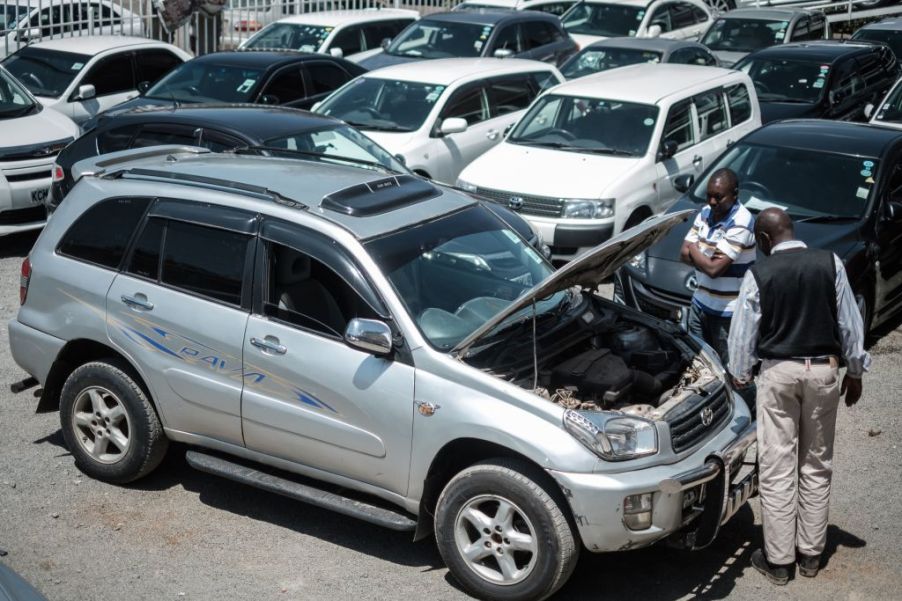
[{"x1": 31, "y1": 188, "x2": 49, "y2": 204}]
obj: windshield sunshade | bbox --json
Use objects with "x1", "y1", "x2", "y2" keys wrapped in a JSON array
[{"x1": 319, "y1": 77, "x2": 445, "y2": 132}]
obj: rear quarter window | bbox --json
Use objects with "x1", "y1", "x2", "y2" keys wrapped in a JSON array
[{"x1": 57, "y1": 197, "x2": 151, "y2": 268}]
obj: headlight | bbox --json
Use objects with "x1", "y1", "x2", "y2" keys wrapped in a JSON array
[
  {"x1": 562, "y1": 198, "x2": 615, "y2": 219},
  {"x1": 628, "y1": 250, "x2": 647, "y2": 273},
  {"x1": 563, "y1": 410, "x2": 658, "y2": 461},
  {"x1": 456, "y1": 178, "x2": 478, "y2": 193}
]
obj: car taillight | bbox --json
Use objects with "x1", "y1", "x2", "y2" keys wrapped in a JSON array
[
  {"x1": 20, "y1": 257, "x2": 30, "y2": 305},
  {"x1": 237, "y1": 19, "x2": 262, "y2": 32},
  {"x1": 52, "y1": 163, "x2": 64, "y2": 182}
]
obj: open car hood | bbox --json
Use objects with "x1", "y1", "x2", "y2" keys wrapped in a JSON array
[{"x1": 452, "y1": 209, "x2": 694, "y2": 356}]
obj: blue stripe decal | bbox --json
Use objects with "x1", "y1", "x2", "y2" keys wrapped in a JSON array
[
  {"x1": 128, "y1": 327, "x2": 183, "y2": 359},
  {"x1": 153, "y1": 327, "x2": 168, "y2": 338}
]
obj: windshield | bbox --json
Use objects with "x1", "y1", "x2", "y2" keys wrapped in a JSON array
[
  {"x1": 318, "y1": 77, "x2": 445, "y2": 132},
  {"x1": 561, "y1": 47, "x2": 661, "y2": 79},
  {"x1": 853, "y1": 29, "x2": 902, "y2": 61},
  {"x1": 508, "y1": 94, "x2": 658, "y2": 156},
  {"x1": 387, "y1": 19, "x2": 491, "y2": 58},
  {"x1": 562, "y1": 3, "x2": 644, "y2": 38},
  {"x1": 364, "y1": 205, "x2": 562, "y2": 350},
  {"x1": 2, "y1": 47, "x2": 90, "y2": 98},
  {"x1": 244, "y1": 23, "x2": 332, "y2": 51},
  {"x1": 146, "y1": 62, "x2": 264, "y2": 103},
  {"x1": 1, "y1": 3, "x2": 26, "y2": 29},
  {"x1": 689, "y1": 142, "x2": 877, "y2": 220},
  {"x1": 0, "y1": 66, "x2": 35, "y2": 118},
  {"x1": 735, "y1": 57, "x2": 828, "y2": 104},
  {"x1": 263, "y1": 125, "x2": 407, "y2": 172},
  {"x1": 701, "y1": 18, "x2": 788, "y2": 53}
]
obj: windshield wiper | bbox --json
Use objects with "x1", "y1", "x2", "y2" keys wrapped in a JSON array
[
  {"x1": 232, "y1": 144, "x2": 404, "y2": 174},
  {"x1": 0, "y1": 104, "x2": 36, "y2": 118},
  {"x1": 794, "y1": 214, "x2": 859, "y2": 224},
  {"x1": 577, "y1": 147, "x2": 636, "y2": 157},
  {"x1": 343, "y1": 120, "x2": 411, "y2": 132}
]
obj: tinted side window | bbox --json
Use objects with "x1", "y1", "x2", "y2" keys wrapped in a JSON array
[
  {"x1": 363, "y1": 20, "x2": 412, "y2": 49},
  {"x1": 790, "y1": 18, "x2": 810, "y2": 41},
  {"x1": 442, "y1": 86, "x2": 489, "y2": 125},
  {"x1": 127, "y1": 217, "x2": 164, "y2": 280},
  {"x1": 521, "y1": 21, "x2": 555, "y2": 50},
  {"x1": 488, "y1": 77, "x2": 534, "y2": 117},
  {"x1": 135, "y1": 50, "x2": 182, "y2": 85},
  {"x1": 532, "y1": 2, "x2": 574, "y2": 17},
  {"x1": 670, "y1": 3, "x2": 697, "y2": 30},
  {"x1": 331, "y1": 25, "x2": 363, "y2": 56},
  {"x1": 668, "y1": 48, "x2": 693, "y2": 64},
  {"x1": 726, "y1": 83, "x2": 752, "y2": 125},
  {"x1": 58, "y1": 197, "x2": 150, "y2": 268},
  {"x1": 97, "y1": 126, "x2": 135, "y2": 153},
  {"x1": 161, "y1": 220, "x2": 250, "y2": 306},
  {"x1": 662, "y1": 98, "x2": 694, "y2": 152},
  {"x1": 131, "y1": 126, "x2": 198, "y2": 148},
  {"x1": 694, "y1": 89, "x2": 728, "y2": 140},
  {"x1": 530, "y1": 71, "x2": 559, "y2": 91},
  {"x1": 857, "y1": 54, "x2": 884, "y2": 87},
  {"x1": 691, "y1": 6, "x2": 709, "y2": 24},
  {"x1": 264, "y1": 241, "x2": 376, "y2": 337},
  {"x1": 649, "y1": 6, "x2": 672, "y2": 32},
  {"x1": 808, "y1": 18, "x2": 825, "y2": 41},
  {"x1": 492, "y1": 24, "x2": 520, "y2": 53},
  {"x1": 81, "y1": 53, "x2": 134, "y2": 97},
  {"x1": 262, "y1": 68, "x2": 306, "y2": 104},
  {"x1": 305, "y1": 62, "x2": 351, "y2": 96}
]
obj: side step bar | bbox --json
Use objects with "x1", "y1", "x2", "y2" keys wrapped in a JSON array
[{"x1": 185, "y1": 451, "x2": 417, "y2": 532}]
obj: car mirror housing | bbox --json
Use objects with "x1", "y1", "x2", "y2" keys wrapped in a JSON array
[
  {"x1": 493, "y1": 48, "x2": 514, "y2": 59},
  {"x1": 344, "y1": 318, "x2": 394, "y2": 356},
  {"x1": 329, "y1": 47, "x2": 344, "y2": 59},
  {"x1": 646, "y1": 24, "x2": 663, "y2": 38},
  {"x1": 884, "y1": 199, "x2": 902, "y2": 221},
  {"x1": 657, "y1": 139, "x2": 679, "y2": 162},
  {"x1": 440, "y1": 117, "x2": 468, "y2": 136},
  {"x1": 74, "y1": 84, "x2": 96, "y2": 101},
  {"x1": 672, "y1": 173, "x2": 695, "y2": 194},
  {"x1": 864, "y1": 102, "x2": 875, "y2": 119},
  {"x1": 381, "y1": 37, "x2": 392, "y2": 50},
  {"x1": 259, "y1": 94, "x2": 279, "y2": 105}
]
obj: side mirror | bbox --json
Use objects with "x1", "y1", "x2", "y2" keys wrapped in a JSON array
[
  {"x1": 394, "y1": 153, "x2": 406, "y2": 166},
  {"x1": 344, "y1": 318, "x2": 393, "y2": 355},
  {"x1": 864, "y1": 102, "x2": 875, "y2": 119},
  {"x1": 658, "y1": 139, "x2": 679, "y2": 161},
  {"x1": 381, "y1": 38, "x2": 392, "y2": 51},
  {"x1": 440, "y1": 117, "x2": 468, "y2": 135},
  {"x1": 884, "y1": 199, "x2": 902, "y2": 221},
  {"x1": 493, "y1": 48, "x2": 514, "y2": 59},
  {"x1": 646, "y1": 24, "x2": 663, "y2": 38},
  {"x1": 830, "y1": 90, "x2": 844, "y2": 106},
  {"x1": 259, "y1": 94, "x2": 279, "y2": 105},
  {"x1": 137, "y1": 80, "x2": 151, "y2": 95},
  {"x1": 311, "y1": 101, "x2": 323, "y2": 111},
  {"x1": 329, "y1": 47, "x2": 344, "y2": 58},
  {"x1": 672, "y1": 173, "x2": 695, "y2": 194},
  {"x1": 17, "y1": 27, "x2": 41, "y2": 42},
  {"x1": 74, "y1": 84, "x2": 96, "y2": 101}
]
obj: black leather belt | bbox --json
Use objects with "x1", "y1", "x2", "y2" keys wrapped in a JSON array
[{"x1": 786, "y1": 357, "x2": 835, "y2": 365}]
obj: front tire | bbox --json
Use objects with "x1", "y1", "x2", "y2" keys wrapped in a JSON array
[
  {"x1": 435, "y1": 459, "x2": 579, "y2": 601},
  {"x1": 60, "y1": 360, "x2": 168, "y2": 484}
]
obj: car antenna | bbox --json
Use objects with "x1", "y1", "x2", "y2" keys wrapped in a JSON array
[{"x1": 531, "y1": 299, "x2": 539, "y2": 390}]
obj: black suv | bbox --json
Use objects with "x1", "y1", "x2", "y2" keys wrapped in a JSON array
[
  {"x1": 358, "y1": 10, "x2": 577, "y2": 69},
  {"x1": 734, "y1": 41, "x2": 899, "y2": 123},
  {"x1": 616, "y1": 120, "x2": 902, "y2": 334}
]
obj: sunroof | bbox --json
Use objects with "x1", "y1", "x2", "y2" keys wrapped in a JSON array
[{"x1": 321, "y1": 175, "x2": 440, "y2": 217}]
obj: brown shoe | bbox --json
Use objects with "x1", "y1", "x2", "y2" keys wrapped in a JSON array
[
  {"x1": 798, "y1": 553, "x2": 821, "y2": 578},
  {"x1": 751, "y1": 548, "x2": 791, "y2": 585}
]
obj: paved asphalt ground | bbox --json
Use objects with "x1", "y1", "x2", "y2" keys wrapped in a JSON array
[{"x1": 1, "y1": 230, "x2": 900, "y2": 601}]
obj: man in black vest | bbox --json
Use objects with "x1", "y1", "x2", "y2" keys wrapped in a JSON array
[{"x1": 727, "y1": 208, "x2": 869, "y2": 585}]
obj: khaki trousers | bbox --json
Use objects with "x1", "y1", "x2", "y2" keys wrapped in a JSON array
[{"x1": 756, "y1": 359, "x2": 841, "y2": 565}]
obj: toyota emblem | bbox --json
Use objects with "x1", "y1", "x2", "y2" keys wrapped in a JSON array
[
  {"x1": 508, "y1": 196, "x2": 524, "y2": 210},
  {"x1": 700, "y1": 407, "x2": 714, "y2": 427},
  {"x1": 686, "y1": 274, "x2": 699, "y2": 292}
]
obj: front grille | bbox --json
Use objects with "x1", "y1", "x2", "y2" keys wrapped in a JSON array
[
  {"x1": 0, "y1": 205, "x2": 46, "y2": 225},
  {"x1": 665, "y1": 387, "x2": 731, "y2": 453},
  {"x1": 475, "y1": 187, "x2": 564, "y2": 218},
  {"x1": 637, "y1": 295, "x2": 676, "y2": 321},
  {"x1": 4, "y1": 171, "x2": 51, "y2": 183},
  {"x1": 644, "y1": 283, "x2": 691, "y2": 306}
]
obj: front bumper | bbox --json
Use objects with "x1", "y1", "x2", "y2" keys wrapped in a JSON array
[
  {"x1": 1, "y1": 158, "x2": 52, "y2": 236},
  {"x1": 548, "y1": 393, "x2": 757, "y2": 553},
  {"x1": 527, "y1": 216, "x2": 615, "y2": 262}
]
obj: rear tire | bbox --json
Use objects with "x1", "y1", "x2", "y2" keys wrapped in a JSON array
[
  {"x1": 60, "y1": 360, "x2": 168, "y2": 484},
  {"x1": 435, "y1": 458, "x2": 579, "y2": 601}
]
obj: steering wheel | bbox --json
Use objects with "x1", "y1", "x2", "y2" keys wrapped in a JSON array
[
  {"x1": 360, "y1": 106, "x2": 383, "y2": 118},
  {"x1": 543, "y1": 128, "x2": 577, "y2": 141},
  {"x1": 743, "y1": 181, "x2": 773, "y2": 200},
  {"x1": 21, "y1": 72, "x2": 45, "y2": 90}
]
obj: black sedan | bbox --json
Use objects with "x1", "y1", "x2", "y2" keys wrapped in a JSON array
[
  {"x1": 734, "y1": 41, "x2": 898, "y2": 123},
  {"x1": 82, "y1": 51, "x2": 366, "y2": 129},
  {"x1": 616, "y1": 119, "x2": 902, "y2": 334}
]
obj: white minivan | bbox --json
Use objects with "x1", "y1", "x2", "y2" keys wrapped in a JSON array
[
  {"x1": 561, "y1": 0, "x2": 712, "y2": 49},
  {"x1": 457, "y1": 63, "x2": 760, "y2": 261},
  {"x1": 316, "y1": 58, "x2": 563, "y2": 184},
  {"x1": 0, "y1": 65, "x2": 78, "y2": 235}
]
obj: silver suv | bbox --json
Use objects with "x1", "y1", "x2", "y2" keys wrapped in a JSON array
[{"x1": 9, "y1": 146, "x2": 756, "y2": 601}]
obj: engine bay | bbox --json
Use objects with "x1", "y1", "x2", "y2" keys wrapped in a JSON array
[{"x1": 467, "y1": 296, "x2": 722, "y2": 419}]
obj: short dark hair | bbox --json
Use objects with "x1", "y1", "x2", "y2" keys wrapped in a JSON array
[{"x1": 709, "y1": 168, "x2": 739, "y2": 194}]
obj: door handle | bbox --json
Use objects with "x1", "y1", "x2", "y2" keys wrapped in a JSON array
[
  {"x1": 692, "y1": 155, "x2": 703, "y2": 166},
  {"x1": 486, "y1": 129, "x2": 499, "y2": 140},
  {"x1": 250, "y1": 336, "x2": 287, "y2": 355},
  {"x1": 121, "y1": 294, "x2": 153, "y2": 311}
]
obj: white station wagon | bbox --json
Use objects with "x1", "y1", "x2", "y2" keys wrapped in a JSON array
[
  {"x1": 457, "y1": 63, "x2": 760, "y2": 262},
  {"x1": 316, "y1": 58, "x2": 563, "y2": 184},
  {"x1": 561, "y1": 0, "x2": 713, "y2": 49}
]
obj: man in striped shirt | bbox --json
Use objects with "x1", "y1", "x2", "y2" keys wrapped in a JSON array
[{"x1": 680, "y1": 168, "x2": 756, "y2": 370}]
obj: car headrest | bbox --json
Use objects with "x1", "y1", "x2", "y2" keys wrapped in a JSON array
[{"x1": 276, "y1": 248, "x2": 311, "y2": 285}]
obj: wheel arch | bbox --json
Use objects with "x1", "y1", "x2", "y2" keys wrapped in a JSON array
[
  {"x1": 624, "y1": 205, "x2": 654, "y2": 230},
  {"x1": 413, "y1": 437, "x2": 576, "y2": 542}
]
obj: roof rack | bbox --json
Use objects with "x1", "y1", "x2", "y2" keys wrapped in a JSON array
[{"x1": 104, "y1": 167, "x2": 305, "y2": 209}]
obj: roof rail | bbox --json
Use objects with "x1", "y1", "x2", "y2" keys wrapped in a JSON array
[
  {"x1": 104, "y1": 167, "x2": 305, "y2": 209},
  {"x1": 73, "y1": 145, "x2": 211, "y2": 182}
]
